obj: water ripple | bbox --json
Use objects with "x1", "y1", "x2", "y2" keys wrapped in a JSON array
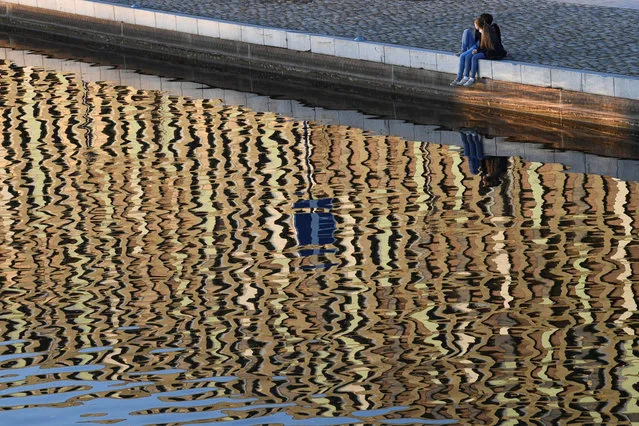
[{"x1": 0, "y1": 57, "x2": 636, "y2": 425}]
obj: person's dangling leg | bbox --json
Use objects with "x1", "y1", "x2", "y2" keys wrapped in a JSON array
[
  {"x1": 460, "y1": 28, "x2": 476, "y2": 54},
  {"x1": 465, "y1": 53, "x2": 486, "y2": 86},
  {"x1": 462, "y1": 53, "x2": 474, "y2": 82},
  {"x1": 450, "y1": 50, "x2": 473, "y2": 86}
]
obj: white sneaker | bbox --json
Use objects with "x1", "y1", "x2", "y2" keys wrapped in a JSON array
[
  {"x1": 463, "y1": 78, "x2": 475, "y2": 87},
  {"x1": 450, "y1": 78, "x2": 462, "y2": 86},
  {"x1": 458, "y1": 77, "x2": 469, "y2": 86}
]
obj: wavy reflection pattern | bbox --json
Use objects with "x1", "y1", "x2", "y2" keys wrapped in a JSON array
[{"x1": 0, "y1": 60, "x2": 638, "y2": 425}]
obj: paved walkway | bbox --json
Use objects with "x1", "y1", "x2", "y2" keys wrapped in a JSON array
[{"x1": 102, "y1": 0, "x2": 639, "y2": 77}]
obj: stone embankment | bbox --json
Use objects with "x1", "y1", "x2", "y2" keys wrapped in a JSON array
[{"x1": 0, "y1": 0, "x2": 637, "y2": 128}]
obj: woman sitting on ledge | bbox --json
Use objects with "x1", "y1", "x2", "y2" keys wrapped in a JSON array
[{"x1": 452, "y1": 16, "x2": 507, "y2": 88}]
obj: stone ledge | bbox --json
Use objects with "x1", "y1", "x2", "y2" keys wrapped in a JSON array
[
  {"x1": 1, "y1": 0, "x2": 638, "y2": 128},
  {"x1": 2, "y1": 0, "x2": 636, "y2": 100}
]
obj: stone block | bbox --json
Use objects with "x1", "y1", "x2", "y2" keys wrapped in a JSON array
[
  {"x1": 439, "y1": 130, "x2": 461, "y2": 147},
  {"x1": 436, "y1": 53, "x2": 458, "y2": 75},
  {"x1": 100, "y1": 67, "x2": 121, "y2": 84},
  {"x1": 56, "y1": 0, "x2": 75, "y2": 13},
  {"x1": 554, "y1": 150, "x2": 585, "y2": 174},
  {"x1": 618, "y1": 160, "x2": 639, "y2": 182},
  {"x1": 390, "y1": 120, "x2": 415, "y2": 140},
  {"x1": 223, "y1": 90, "x2": 248, "y2": 107},
  {"x1": 551, "y1": 68, "x2": 582, "y2": 92},
  {"x1": 585, "y1": 154, "x2": 618, "y2": 178},
  {"x1": 23, "y1": 53, "x2": 43, "y2": 67},
  {"x1": 18, "y1": 0, "x2": 37, "y2": 6},
  {"x1": 310, "y1": 35, "x2": 335, "y2": 56},
  {"x1": 79, "y1": 61, "x2": 91, "y2": 74},
  {"x1": 120, "y1": 70, "x2": 141, "y2": 89},
  {"x1": 155, "y1": 12, "x2": 176, "y2": 32},
  {"x1": 263, "y1": 28, "x2": 287, "y2": 49},
  {"x1": 494, "y1": 140, "x2": 526, "y2": 158},
  {"x1": 286, "y1": 32, "x2": 311, "y2": 51},
  {"x1": 384, "y1": 44, "x2": 410, "y2": 67},
  {"x1": 358, "y1": 42, "x2": 384, "y2": 63},
  {"x1": 61, "y1": 60, "x2": 81, "y2": 73},
  {"x1": 181, "y1": 84, "x2": 204, "y2": 99},
  {"x1": 246, "y1": 95, "x2": 270, "y2": 112},
  {"x1": 490, "y1": 60, "x2": 521, "y2": 83},
  {"x1": 35, "y1": 0, "x2": 55, "y2": 9},
  {"x1": 409, "y1": 48, "x2": 437, "y2": 71},
  {"x1": 80, "y1": 64, "x2": 101, "y2": 83},
  {"x1": 271, "y1": 99, "x2": 293, "y2": 117},
  {"x1": 197, "y1": 18, "x2": 219, "y2": 38},
  {"x1": 481, "y1": 138, "x2": 498, "y2": 156},
  {"x1": 6, "y1": 50, "x2": 24, "y2": 64},
  {"x1": 315, "y1": 108, "x2": 339, "y2": 124},
  {"x1": 334, "y1": 38, "x2": 359, "y2": 60},
  {"x1": 176, "y1": 15, "x2": 198, "y2": 35},
  {"x1": 520, "y1": 64, "x2": 552, "y2": 87},
  {"x1": 241, "y1": 25, "x2": 264, "y2": 45},
  {"x1": 113, "y1": 5, "x2": 135, "y2": 24},
  {"x1": 339, "y1": 110, "x2": 364, "y2": 129},
  {"x1": 520, "y1": 144, "x2": 556, "y2": 165},
  {"x1": 413, "y1": 125, "x2": 441, "y2": 144},
  {"x1": 614, "y1": 76, "x2": 639, "y2": 100},
  {"x1": 74, "y1": 0, "x2": 94, "y2": 17},
  {"x1": 218, "y1": 22, "x2": 242, "y2": 41},
  {"x1": 134, "y1": 9, "x2": 155, "y2": 28},
  {"x1": 139, "y1": 74, "x2": 161, "y2": 91},
  {"x1": 201, "y1": 88, "x2": 225, "y2": 102},
  {"x1": 42, "y1": 57, "x2": 65, "y2": 72},
  {"x1": 363, "y1": 118, "x2": 389, "y2": 136},
  {"x1": 182, "y1": 86, "x2": 204, "y2": 100},
  {"x1": 161, "y1": 79, "x2": 183, "y2": 96},
  {"x1": 582, "y1": 72, "x2": 615, "y2": 97},
  {"x1": 180, "y1": 81, "x2": 201, "y2": 95},
  {"x1": 291, "y1": 102, "x2": 316, "y2": 121},
  {"x1": 93, "y1": 3, "x2": 115, "y2": 21}
]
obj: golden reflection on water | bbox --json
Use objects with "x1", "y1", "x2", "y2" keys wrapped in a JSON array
[{"x1": 0, "y1": 60, "x2": 638, "y2": 425}]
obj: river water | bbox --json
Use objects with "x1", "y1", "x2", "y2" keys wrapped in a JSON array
[{"x1": 0, "y1": 48, "x2": 638, "y2": 425}]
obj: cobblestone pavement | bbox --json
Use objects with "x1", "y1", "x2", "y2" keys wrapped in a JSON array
[{"x1": 102, "y1": 0, "x2": 639, "y2": 76}]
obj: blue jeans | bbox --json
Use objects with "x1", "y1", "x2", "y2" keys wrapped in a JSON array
[
  {"x1": 457, "y1": 51, "x2": 486, "y2": 80},
  {"x1": 461, "y1": 28, "x2": 476, "y2": 53},
  {"x1": 460, "y1": 131, "x2": 484, "y2": 175}
]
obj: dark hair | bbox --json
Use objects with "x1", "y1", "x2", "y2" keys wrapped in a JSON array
[
  {"x1": 478, "y1": 18, "x2": 495, "y2": 50},
  {"x1": 480, "y1": 13, "x2": 494, "y2": 25}
]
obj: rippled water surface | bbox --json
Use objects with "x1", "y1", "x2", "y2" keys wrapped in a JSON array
[{"x1": 0, "y1": 56, "x2": 638, "y2": 425}]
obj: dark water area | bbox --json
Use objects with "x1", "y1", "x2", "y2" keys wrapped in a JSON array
[{"x1": 0, "y1": 45, "x2": 638, "y2": 425}]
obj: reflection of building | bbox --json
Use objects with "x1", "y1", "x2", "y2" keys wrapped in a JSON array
[
  {"x1": 293, "y1": 122, "x2": 337, "y2": 269},
  {"x1": 293, "y1": 199, "x2": 337, "y2": 256},
  {"x1": 0, "y1": 59, "x2": 637, "y2": 424}
]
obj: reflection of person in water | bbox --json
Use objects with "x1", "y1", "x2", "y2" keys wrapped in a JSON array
[
  {"x1": 460, "y1": 131, "x2": 509, "y2": 195},
  {"x1": 460, "y1": 131, "x2": 484, "y2": 175},
  {"x1": 479, "y1": 156, "x2": 509, "y2": 195}
]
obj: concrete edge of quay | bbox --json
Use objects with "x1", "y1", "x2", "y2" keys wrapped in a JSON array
[{"x1": 0, "y1": 0, "x2": 638, "y2": 130}]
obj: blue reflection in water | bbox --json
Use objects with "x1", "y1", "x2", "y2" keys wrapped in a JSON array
[
  {"x1": 459, "y1": 131, "x2": 484, "y2": 175},
  {"x1": 0, "y1": 401, "x2": 454, "y2": 425},
  {"x1": 0, "y1": 349, "x2": 450, "y2": 425},
  {"x1": 293, "y1": 198, "x2": 338, "y2": 269}
]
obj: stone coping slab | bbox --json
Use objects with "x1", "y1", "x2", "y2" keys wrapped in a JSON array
[{"x1": 2, "y1": 0, "x2": 638, "y2": 100}]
